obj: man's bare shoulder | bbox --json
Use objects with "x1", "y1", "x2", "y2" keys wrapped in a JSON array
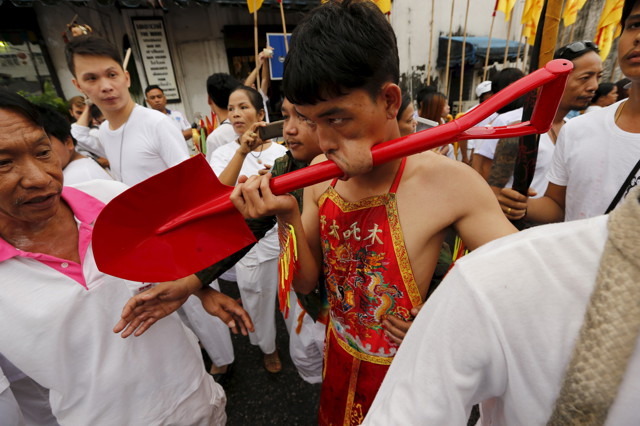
[
  {"x1": 404, "y1": 152, "x2": 485, "y2": 189},
  {"x1": 306, "y1": 154, "x2": 333, "y2": 202}
]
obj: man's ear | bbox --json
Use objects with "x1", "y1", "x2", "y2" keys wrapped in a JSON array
[
  {"x1": 381, "y1": 83, "x2": 402, "y2": 120},
  {"x1": 64, "y1": 136, "x2": 75, "y2": 151},
  {"x1": 125, "y1": 70, "x2": 131, "y2": 89},
  {"x1": 207, "y1": 96, "x2": 213, "y2": 107},
  {"x1": 72, "y1": 78, "x2": 82, "y2": 94}
]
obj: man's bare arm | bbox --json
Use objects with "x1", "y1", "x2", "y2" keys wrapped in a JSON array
[{"x1": 487, "y1": 137, "x2": 519, "y2": 189}]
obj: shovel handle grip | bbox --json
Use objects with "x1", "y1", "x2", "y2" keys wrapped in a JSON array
[{"x1": 270, "y1": 59, "x2": 572, "y2": 195}]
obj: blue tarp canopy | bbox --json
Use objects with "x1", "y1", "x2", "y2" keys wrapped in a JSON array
[{"x1": 437, "y1": 36, "x2": 526, "y2": 69}]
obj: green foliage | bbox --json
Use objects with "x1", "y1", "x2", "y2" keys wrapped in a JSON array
[{"x1": 18, "y1": 80, "x2": 68, "y2": 116}]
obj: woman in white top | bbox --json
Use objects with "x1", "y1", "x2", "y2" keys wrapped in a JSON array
[{"x1": 210, "y1": 86, "x2": 287, "y2": 373}]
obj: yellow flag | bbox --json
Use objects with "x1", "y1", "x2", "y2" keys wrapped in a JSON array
[
  {"x1": 247, "y1": 0, "x2": 263, "y2": 13},
  {"x1": 562, "y1": 0, "x2": 587, "y2": 27},
  {"x1": 497, "y1": 0, "x2": 517, "y2": 21},
  {"x1": 594, "y1": 0, "x2": 624, "y2": 60},
  {"x1": 372, "y1": 0, "x2": 391, "y2": 14},
  {"x1": 521, "y1": 0, "x2": 544, "y2": 45}
]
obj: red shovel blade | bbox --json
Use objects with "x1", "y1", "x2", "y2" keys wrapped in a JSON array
[
  {"x1": 92, "y1": 155, "x2": 256, "y2": 283},
  {"x1": 94, "y1": 59, "x2": 572, "y2": 282}
]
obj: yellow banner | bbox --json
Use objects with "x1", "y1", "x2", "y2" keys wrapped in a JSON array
[
  {"x1": 247, "y1": 0, "x2": 263, "y2": 14},
  {"x1": 562, "y1": 0, "x2": 587, "y2": 27},
  {"x1": 521, "y1": 0, "x2": 544, "y2": 45},
  {"x1": 594, "y1": 0, "x2": 624, "y2": 60},
  {"x1": 497, "y1": 0, "x2": 517, "y2": 21}
]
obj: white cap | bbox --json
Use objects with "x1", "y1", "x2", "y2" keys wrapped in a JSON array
[{"x1": 476, "y1": 81, "x2": 492, "y2": 98}]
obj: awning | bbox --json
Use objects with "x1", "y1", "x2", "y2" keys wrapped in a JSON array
[
  {"x1": 437, "y1": 36, "x2": 525, "y2": 69},
  {"x1": 2, "y1": 0, "x2": 319, "y2": 9}
]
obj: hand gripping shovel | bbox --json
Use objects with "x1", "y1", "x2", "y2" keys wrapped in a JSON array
[{"x1": 93, "y1": 59, "x2": 572, "y2": 282}]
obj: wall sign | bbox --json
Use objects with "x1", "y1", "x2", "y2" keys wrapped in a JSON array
[{"x1": 132, "y1": 17, "x2": 180, "y2": 102}]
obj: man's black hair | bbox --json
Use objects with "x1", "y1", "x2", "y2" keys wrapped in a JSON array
[
  {"x1": 38, "y1": 105, "x2": 75, "y2": 146},
  {"x1": 89, "y1": 104, "x2": 103, "y2": 121},
  {"x1": 622, "y1": 0, "x2": 639, "y2": 26},
  {"x1": 65, "y1": 35, "x2": 123, "y2": 77},
  {"x1": 206, "y1": 73, "x2": 241, "y2": 109},
  {"x1": 283, "y1": 0, "x2": 399, "y2": 105},
  {"x1": 553, "y1": 40, "x2": 600, "y2": 62},
  {"x1": 145, "y1": 85, "x2": 163, "y2": 96},
  {"x1": 0, "y1": 89, "x2": 43, "y2": 128},
  {"x1": 491, "y1": 68, "x2": 525, "y2": 114}
]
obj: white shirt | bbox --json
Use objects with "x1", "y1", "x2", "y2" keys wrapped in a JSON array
[
  {"x1": 364, "y1": 214, "x2": 640, "y2": 426},
  {"x1": 166, "y1": 108, "x2": 192, "y2": 131},
  {"x1": 210, "y1": 141, "x2": 288, "y2": 262},
  {"x1": 475, "y1": 107, "x2": 524, "y2": 160},
  {"x1": 465, "y1": 103, "x2": 499, "y2": 151},
  {"x1": 70, "y1": 123, "x2": 106, "y2": 158},
  {"x1": 547, "y1": 100, "x2": 640, "y2": 221},
  {"x1": 0, "y1": 180, "x2": 223, "y2": 425},
  {"x1": 63, "y1": 157, "x2": 113, "y2": 186},
  {"x1": 99, "y1": 104, "x2": 189, "y2": 186},
  {"x1": 205, "y1": 120, "x2": 237, "y2": 162}
]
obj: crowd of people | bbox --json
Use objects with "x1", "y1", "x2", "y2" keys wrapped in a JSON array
[{"x1": 1, "y1": 0, "x2": 639, "y2": 424}]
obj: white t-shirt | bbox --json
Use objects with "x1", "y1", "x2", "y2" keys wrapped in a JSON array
[
  {"x1": 475, "y1": 107, "x2": 524, "y2": 160},
  {"x1": 364, "y1": 213, "x2": 640, "y2": 426},
  {"x1": 547, "y1": 100, "x2": 640, "y2": 221},
  {"x1": 99, "y1": 104, "x2": 189, "y2": 186},
  {"x1": 205, "y1": 120, "x2": 237, "y2": 163},
  {"x1": 210, "y1": 141, "x2": 287, "y2": 262},
  {"x1": 465, "y1": 103, "x2": 499, "y2": 152},
  {"x1": 70, "y1": 123, "x2": 106, "y2": 158},
  {"x1": 63, "y1": 157, "x2": 113, "y2": 186},
  {"x1": 0, "y1": 180, "x2": 224, "y2": 425},
  {"x1": 166, "y1": 108, "x2": 192, "y2": 131},
  {"x1": 584, "y1": 105, "x2": 602, "y2": 114}
]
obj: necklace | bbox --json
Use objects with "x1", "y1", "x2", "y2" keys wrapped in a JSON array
[{"x1": 250, "y1": 143, "x2": 266, "y2": 164}]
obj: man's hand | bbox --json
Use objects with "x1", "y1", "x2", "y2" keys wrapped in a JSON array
[
  {"x1": 231, "y1": 173, "x2": 298, "y2": 220},
  {"x1": 113, "y1": 274, "x2": 202, "y2": 338},
  {"x1": 195, "y1": 288, "x2": 255, "y2": 336},
  {"x1": 497, "y1": 187, "x2": 536, "y2": 220},
  {"x1": 382, "y1": 303, "x2": 425, "y2": 345}
]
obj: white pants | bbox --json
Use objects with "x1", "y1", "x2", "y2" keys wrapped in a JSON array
[
  {"x1": 236, "y1": 250, "x2": 279, "y2": 355},
  {"x1": 177, "y1": 280, "x2": 234, "y2": 367},
  {"x1": 289, "y1": 302, "x2": 327, "y2": 384},
  {"x1": 0, "y1": 387, "x2": 24, "y2": 426}
]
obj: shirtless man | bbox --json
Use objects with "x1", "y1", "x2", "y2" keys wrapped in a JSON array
[{"x1": 230, "y1": 1, "x2": 516, "y2": 423}]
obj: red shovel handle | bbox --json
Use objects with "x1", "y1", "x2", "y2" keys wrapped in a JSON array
[{"x1": 158, "y1": 59, "x2": 571, "y2": 234}]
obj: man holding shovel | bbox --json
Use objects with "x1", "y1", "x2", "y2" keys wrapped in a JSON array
[{"x1": 231, "y1": 1, "x2": 517, "y2": 423}]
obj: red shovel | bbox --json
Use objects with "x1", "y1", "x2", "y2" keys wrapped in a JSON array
[{"x1": 93, "y1": 59, "x2": 572, "y2": 282}]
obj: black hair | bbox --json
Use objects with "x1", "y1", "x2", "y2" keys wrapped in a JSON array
[
  {"x1": 0, "y1": 89, "x2": 43, "y2": 128},
  {"x1": 592, "y1": 82, "x2": 616, "y2": 104},
  {"x1": 65, "y1": 35, "x2": 123, "y2": 77},
  {"x1": 145, "y1": 85, "x2": 163, "y2": 96},
  {"x1": 89, "y1": 104, "x2": 103, "y2": 120},
  {"x1": 491, "y1": 68, "x2": 525, "y2": 114},
  {"x1": 283, "y1": 0, "x2": 399, "y2": 105},
  {"x1": 38, "y1": 105, "x2": 75, "y2": 146},
  {"x1": 230, "y1": 85, "x2": 264, "y2": 114},
  {"x1": 398, "y1": 93, "x2": 412, "y2": 121},
  {"x1": 622, "y1": 0, "x2": 639, "y2": 26},
  {"x1": 553, "y1": 40, "x2": 600, "y2": 61},
  {"x1": 206, "y1": 73, "x2": 241, "y2": 109}
]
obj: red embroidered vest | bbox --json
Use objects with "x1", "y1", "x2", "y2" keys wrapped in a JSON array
[{"x1": 317, "y1": 158, "x2": 421, "y2": 425}]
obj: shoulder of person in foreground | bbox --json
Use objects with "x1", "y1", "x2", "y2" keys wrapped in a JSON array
[
  {"x1": 405, "y1": 152, "x2": 517, "y2": 250},
  {"x1": 362, "y1": 214, "x2": 609, "y2": 425},
  {"x1": 68, "y1": 179, "x2": 129, "y2": 206}
]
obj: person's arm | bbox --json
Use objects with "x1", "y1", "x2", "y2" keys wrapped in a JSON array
[
  {"x1": 497, "y1": 183, "x2": 566, "y2": 223},
  {"x1": 487, "y1": 137, "x2": 519, "y2": 199},
  {"x1": 113, "y1": 274, "x2": 254, "y2": 338},
  {"x1": 471, "y1": 153, "x2": 492, "y2": 180},
  {"x1": 217, "y1": 122, "x2": 267, "y2": 186},
  {"x1": 155, "y1": 117, "x2": 190, "y2": 168},
  {"x1": 244, "y1": 49, "x2": 270, "y2": 89},
  {"x1": 230, "y1": 173, "x2": 323, "y2": 295}
]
